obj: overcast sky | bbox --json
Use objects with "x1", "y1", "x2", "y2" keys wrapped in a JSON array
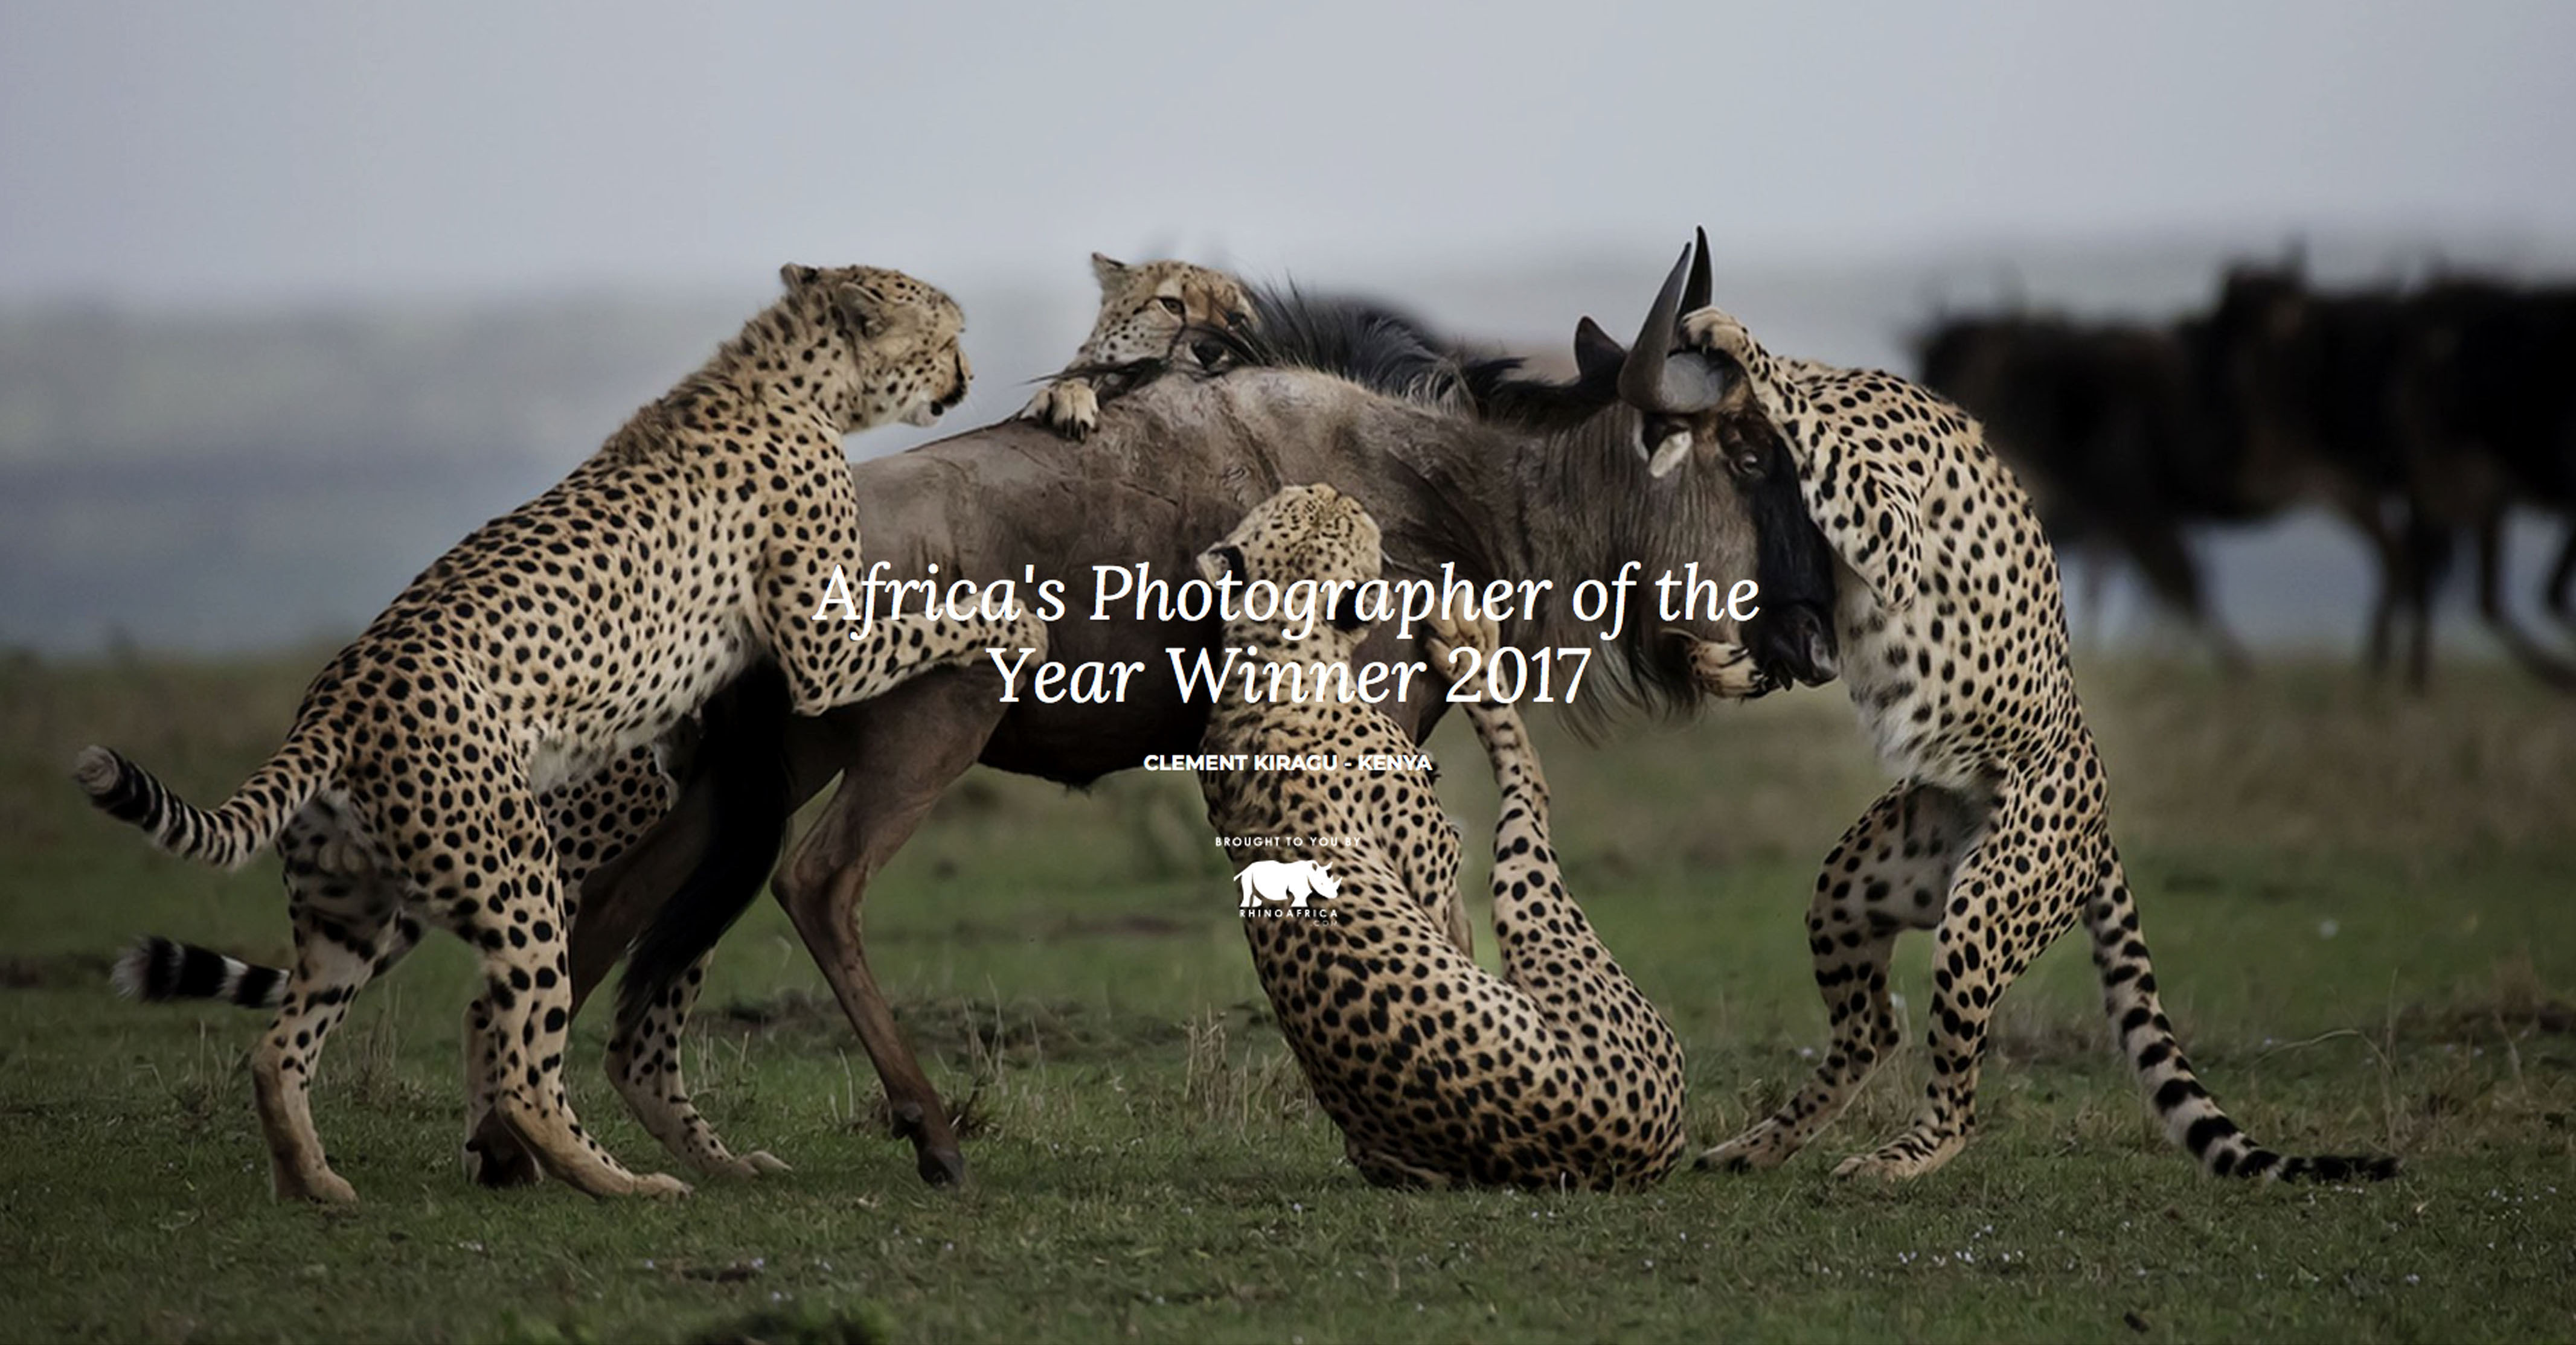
[{"x1": 3, "y1": 1, "x2": 2572, "y2": 307}]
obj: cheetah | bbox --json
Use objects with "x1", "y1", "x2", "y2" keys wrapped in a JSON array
[
  {"x1": 1193, "y1": 483, "x2": 1686, "y2": 1190},
  {"x1": 76, "y1": 264, "x2": 1045, "y2": 1203},
  {"x1": 1019, "y1": 254, "x2": 1252, "y2": 439},
  {"x1": 1655, "y1": 299, "x2": 2395, "y2": 1183}
]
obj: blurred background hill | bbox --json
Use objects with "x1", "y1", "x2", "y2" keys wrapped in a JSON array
[
  {"x1": 6, "y1": 239, "x2": 2571, "y2": 656},
  {"x1": 2, "y1": 1, "x2": 2572, "y2": 659}
]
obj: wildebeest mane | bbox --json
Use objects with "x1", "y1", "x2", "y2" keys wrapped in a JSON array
[{"x1": 1184, "y1": 283, "x2": 1502, "y2": 411}]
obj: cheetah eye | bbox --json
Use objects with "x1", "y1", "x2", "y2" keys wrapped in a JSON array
[{"x1": 1156, "y1": 296, "x2": 1187, "y2": 317}]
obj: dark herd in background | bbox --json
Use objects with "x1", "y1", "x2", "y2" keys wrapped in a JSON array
[{"x1": 1915, "y1": 258, "x2": 2576, "y2": 689}]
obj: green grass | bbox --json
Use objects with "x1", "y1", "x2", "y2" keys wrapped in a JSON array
[{"x1": 2, "y1": 650, "x2": 2573, "y2": 1343}]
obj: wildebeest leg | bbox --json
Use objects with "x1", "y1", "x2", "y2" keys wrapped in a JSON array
[
  {"x1": 2546, "y1": 518, "x2": 2576, "y2": 631},
  {"x1": 774, "y1": 665, "x2": 1009, "y2": 1186},
  {"x1": 2110, "y1": 517, "x2": 2244, "y2": 671},
  {"x1": 2351, "y1": 495, "x2": 2432, "y2": 689},
  {"x1": 2473, "y1": 510, "x2": 2576, "y2": 691}
]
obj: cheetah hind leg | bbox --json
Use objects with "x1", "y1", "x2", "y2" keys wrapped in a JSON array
[
  {"x1": 420, "y1": 794, "x2": 687, "y2": 1200},
  {"x1": 607, "y1": 950, "x2": 790, "y2": 1179},
  {"x1": 1830, "y1": 776, "x2": 2061, "y2": 1181},
  {"x1": 462, "y1": 993, "x2": 546, "y2": 1188},
  {"x1": 1348, "y1": 1137, "x2": 1457, "y2": 1190},
  {"x1": 253, "y1": 908, "x2": 398, "y2": 1204}
]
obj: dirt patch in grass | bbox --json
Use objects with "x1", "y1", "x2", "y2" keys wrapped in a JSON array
[{"x1": 0, "y1": 951, "x2": 115, "y2": 992}]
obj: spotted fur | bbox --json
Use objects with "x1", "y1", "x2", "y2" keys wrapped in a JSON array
[
  {"x1": 78, "y1": 264, "x2": 1046, "y2": 1204},
  {"x1": 1193, "y1": 484, "x2": 1685, "y2": 1190},
  {"x1": 1671, "y1": 307, "x2": 2395, "y2": 1183},
  {"x1": 1020, "y1": 254, "x2": 1252, "y2": 439}
]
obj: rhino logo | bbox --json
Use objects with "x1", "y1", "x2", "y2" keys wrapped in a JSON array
[{"x1": 1235, "y1": 858, "x2": 1340, "y2": 911}]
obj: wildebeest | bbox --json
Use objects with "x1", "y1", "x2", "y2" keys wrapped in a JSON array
[
  {"x1": 464, "y1": 240, "x2": 1844, "y2": 1185},
  {"x1": 2209, "y1": 265, "x2": 2576, "y2": 689}
]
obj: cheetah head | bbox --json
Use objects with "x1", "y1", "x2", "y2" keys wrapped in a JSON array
[
  {"x1": 778, "y1": 263, "x2": 972, "y2": 431},
  {"x1": 1196, "y1": 483, "x2": 1383, "y2": 657},
  {"x1": 1088, "y1": 255, "x2": 1254, "y2": 375}
]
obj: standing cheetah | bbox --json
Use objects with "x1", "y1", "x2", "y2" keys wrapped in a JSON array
[
  {"x1": 1194, "y1": 484, "x2": 1686, "y2": 1190},
  {"x1": 1655, "y1": 282, "x2": 2394, "y2": 1183},
  {"x1": 77, "y1": 264, "x2": 1045, "y2": 1203},
  {"x1": 1019, "y1": 254, "x2": 1252, "y2": 439}
]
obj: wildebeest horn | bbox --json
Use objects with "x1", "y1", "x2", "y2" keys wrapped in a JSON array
[
  {"x1": 1620, "y1": 239, "x2": 1729, "y2": 414},
  {"x1": 1686, "y1": 225, "x2": 1712, "y2": 313}
]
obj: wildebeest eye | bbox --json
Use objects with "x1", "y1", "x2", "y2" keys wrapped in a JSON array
[
  {"x1": 1156, "y1": 296, "x2": 1187, "y2": 316},
  {"x1": 1330, "y1": 589, "x2": 1367, "y2": 632}
]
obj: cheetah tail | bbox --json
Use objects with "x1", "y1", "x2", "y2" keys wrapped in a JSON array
[
  {"x1": 71, "y1": 732, "x2": 337, "y2": 873},
  {"x1": 113, "y1": 935, "x2": 287, "y2": 1010},
  {"x1": 2086, "y1": 848, "x2": 2398, "y2": 1183}
]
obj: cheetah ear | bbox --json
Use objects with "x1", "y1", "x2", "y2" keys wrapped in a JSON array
[
  {"x1": 780, "y1": 263, "x2": 823, "y2": 293},
  {"x1": 836, "y1": 278, "x2": 912, "y2": 340},
  {"x1": 1090, "y1": 252, "x2": 1129, "y2": 290}
]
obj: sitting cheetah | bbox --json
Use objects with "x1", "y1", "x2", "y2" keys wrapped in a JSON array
[
  {"x1": 77, "y1": 264, "x2": 1045, "y2": 1203},
  {"x1": 1193, "y1": 483, "x2": 1686, "y2": 1190},
  {"x1": 1019, "y1": 254, "x2": 1252, "y2": 439},
  {"x1": 1659, "y1": 297, "x2": 2394, "y2": 1182}
]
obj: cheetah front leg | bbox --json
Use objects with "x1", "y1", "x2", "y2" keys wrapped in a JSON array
[
  {"x1": 1697, "y1": 783, "x2": 1971, "y2": 1174},
  {"x1": 1431, "y1": 609, "x2": 1688, "y2": 1183},
  {"x1": 558, "y1": 750, "x2": 786, "y2": 1180},
  {"x1": 606, "y1": 952, "x2": 790, "y2": 1179},
  {"x1": 760, "y1": 473, "x2": 1050, "y2": 718}
]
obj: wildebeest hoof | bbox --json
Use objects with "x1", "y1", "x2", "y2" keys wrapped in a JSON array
[
  {"x1": 916, "y1": 1146, "x2": 967, "y2": 1187},
  {"x1": 464, "y1": 1135, "x2": 546, "y2": 1189}
]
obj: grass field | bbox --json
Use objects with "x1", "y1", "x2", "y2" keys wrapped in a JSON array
[{"x1": 2, "y1": 650, "x2": 2571, "y2": 1343}]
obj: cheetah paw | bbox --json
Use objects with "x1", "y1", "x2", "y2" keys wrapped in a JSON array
[
  {"x1": 1680, "y1": 307, "x2": 1758, "y2": 365},
  {"x1": 1674, "y1": 634, "x2": 1774, "y2": 701},
  {"x1": 1693, "y1": 1121, "x2": 1797, "y2": 1174},
  {"x1": 277, "y1": 1168, "x2": 360, "y2": 1205},
  {"x1": 710, "y1": 1150, "x2": 792, "y2": 1180},
  {"x1": 1020, "y1": 379, "x2": 1098, "y2": 441},
  {"x1": 626, "y1": 1171, "x2": 694, "y2": 1199},
  {"x1": 1830, "y1": 1134, "x2": 1962, "y2": 1182},
  {"x1": 1426, "y1": 608, "x2": 1502, "y2": 669},
  {"x1": 1829, "y1": 1152, "x2": 1914, "y2": 1181}
]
